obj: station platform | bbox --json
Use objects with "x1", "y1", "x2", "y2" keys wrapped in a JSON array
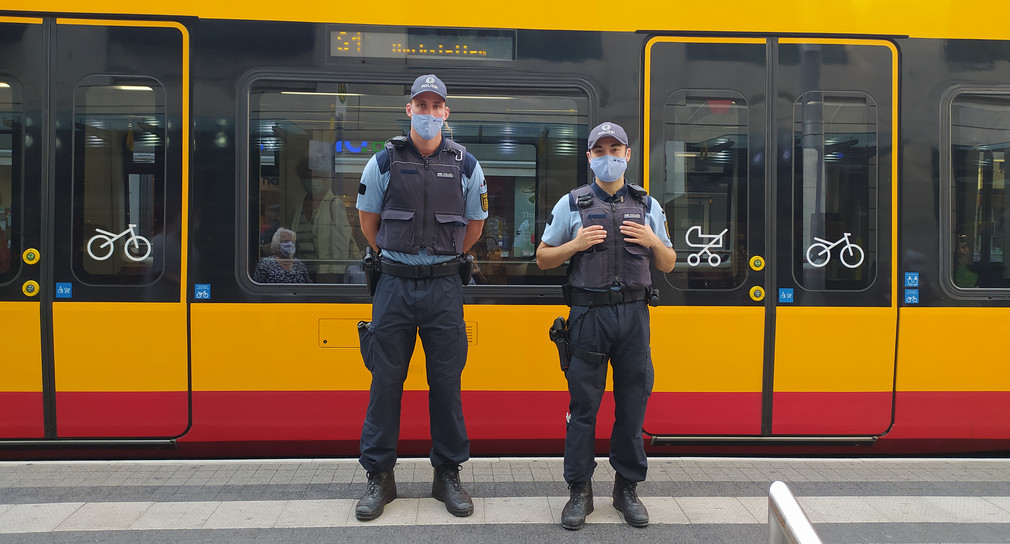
[{"x1": 1, "y1": 456, "x2": 1009, "y2": 543}]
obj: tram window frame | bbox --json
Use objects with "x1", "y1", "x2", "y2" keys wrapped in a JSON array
[
  {"x1": 71, "y1": 77, "x2": 167, "y2": 286},
  {"x1": 0, "y1": 79, "x2": 21, "y2": 283},
  {"x1": 792, "y1": 91, "x2": 878, "y2": 292},
  {"x1": 243, "y1": 76, "x2": 589, "y2": 290},
  {"x1": 946, "y1": 90, "x2": 1010, "y2": 291},
  {"x1": 655, "y1": 90, "x2": 750, "y2": 291}
]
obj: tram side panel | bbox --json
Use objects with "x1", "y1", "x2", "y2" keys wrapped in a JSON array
[
  {"x1": 890, "y1": 38, "x2": 1010, "y2": 446},
  {"x1": 178, "y1": 23, "x2": 1010, "y2": 455},
  {"x1": 181, "y1": 21, "x2": 652, "y2": 453}
]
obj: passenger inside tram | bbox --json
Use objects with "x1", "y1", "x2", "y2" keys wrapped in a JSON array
[{"x1": 289, "y1": 158, "x2": 359, "y2": 283}]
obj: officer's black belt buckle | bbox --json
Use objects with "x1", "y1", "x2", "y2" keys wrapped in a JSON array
[
  {"x1": 567, "y1": 287, "x2": 650, "y2": 307},
  {"x1": 380, "y1": 258, "x2": 460, "y2": 279}
]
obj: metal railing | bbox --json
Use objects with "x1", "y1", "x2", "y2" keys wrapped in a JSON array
[{"x1": 768, "y1": 480, "x2": 823, "y2": 544}]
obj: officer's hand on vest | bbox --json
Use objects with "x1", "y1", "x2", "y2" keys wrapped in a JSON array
[
  {"x1": 619, "y1": 221, "x2": 660, "y2": 249},
  {"x1": 573, "y1": 225, "x2": 607, "y2": 252}
]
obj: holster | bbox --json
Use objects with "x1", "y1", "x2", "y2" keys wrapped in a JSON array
[
  {"x1": 458, "y1": 253, "x2": 474, "y2": 285},
  {"x1": 357, "y1": 320, "x2": 373, "y2": 372},
  {"x1": 363, "y1": 247, "x2": 381, "y2": 296},
  {"x1": 548, "y1": 316, "x2": 572, "y2": 372}
]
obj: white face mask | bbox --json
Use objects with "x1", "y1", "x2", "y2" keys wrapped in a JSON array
[
  {"x1": 590, "y1": 155, "x2": 628, "y2": 182},
  {"x1": 279, "y1": 241, "x2": 296, "y2": 257}
]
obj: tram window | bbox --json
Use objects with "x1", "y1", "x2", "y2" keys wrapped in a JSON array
[
  {"x1": 72, "y1": 79, "x2": 166, "y2": 285},
  {"x1": 951, "y1": 94, "x2": 1010, "y2": 289},
  {"x1": 248, "y1": 81, "x2": 586, "y2": 285},
  {"x1": 793, "y1": 92, "x2": 877, "y2": 291},
  {"x1": 0, "y1": 82, "x2": 19, "y2": 282},
  {"x1": 0, "y1": 80, "x2": 19, "y2": 282},
  {"x1": 657, "y1": 90, "x2": 748, "y2": 290}
]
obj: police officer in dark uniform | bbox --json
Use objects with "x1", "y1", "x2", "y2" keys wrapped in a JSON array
[
  {"x1": 536, "y1": 122, "x2": 676, "y2": 530},
  {"x1": 354, "y1": 74, "x2": 488, "y2": 521}
]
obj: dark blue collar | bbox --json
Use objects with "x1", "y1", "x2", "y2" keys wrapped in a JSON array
[
  {"x1": 405, "y1": 135, "x2": 447, "y2": 158},
  {"x1": 590, "y1": 181, "x2": 630, "y2": 202}
]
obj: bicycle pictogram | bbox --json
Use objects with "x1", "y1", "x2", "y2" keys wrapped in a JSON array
[
  {"x1": 805, "y1": 232, "x2": 864, "y2": 269},
  {"x1": 87, "y1": 224, "x2": 152, "y2": 262},
  {"x1": 685, "y1": 226, "x2": 729, "y2": 267}
]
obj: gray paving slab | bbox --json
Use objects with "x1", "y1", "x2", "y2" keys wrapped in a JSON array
[
  {"x1": 2, "y1": 457, "x2": 1010, "y2": 543},
  {"x1": 0, "y1": 503, "x2": 84, "y2": 533},
  {"x1": 129, "y1": 501, "x2": 219, "y2": 530}
]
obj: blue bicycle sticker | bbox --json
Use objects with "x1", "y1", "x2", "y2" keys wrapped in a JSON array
[
  {"x1": 194, "y1": 284, "x2": 211, "y2": 300},
  {"x1": 904, "y1": 289, "x2": 920, "y2": 304}
]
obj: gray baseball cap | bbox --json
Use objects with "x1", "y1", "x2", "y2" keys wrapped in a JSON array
[
  {"x1": 588, "y1": 122, "x2": 629, "y2": 149},
  {"x1": 410, "y1": 74, "x2": 447, "y2": 101}
]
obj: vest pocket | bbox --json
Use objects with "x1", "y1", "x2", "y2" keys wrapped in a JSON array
[
  {"x1": 623, "y1": 244, "x2": 653, "y2": 287},
  {"x1": 624, "y1": 244, "x2": 650, "y2": 258},
  {"x1": 434, "y1": 212, "x2": 467, "y2": 254},
  {"x1": 378, "y1": 208, "x2": 415, "y2": 250}
]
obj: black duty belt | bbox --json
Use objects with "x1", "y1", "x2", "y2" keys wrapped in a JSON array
[
  {"x1": 381, "y1": 258, "x2": 460, "y2": 279},
  {"x1": 568, "y1": 287, "x2": 650, "y2": 307}
]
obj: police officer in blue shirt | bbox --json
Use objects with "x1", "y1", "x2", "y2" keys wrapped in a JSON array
[
  {"x1": 354, "y1": 74, "x2": 488, "y2": 521},
  {"x1": 537, "y1": 122, "x2": 676, "y2": 530}
]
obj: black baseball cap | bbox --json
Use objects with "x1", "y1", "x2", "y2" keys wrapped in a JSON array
[
  {"x1": 588, "y1": 122, "x2": 629, "y2": 150},
  {"x1": 410, "y1": 74, "x2": 447, "y2": 101}
]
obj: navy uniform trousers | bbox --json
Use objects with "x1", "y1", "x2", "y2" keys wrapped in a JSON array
[
  {"x1": 564, "y1": 300, "x2": 654, "y2": 484},
  {"x1": 358, "y1": 272, "x2": 470, "y2": 473}
]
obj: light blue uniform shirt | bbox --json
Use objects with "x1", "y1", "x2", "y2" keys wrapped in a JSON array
[{"x1": 357, "y1": 138, "x2": 488, "y2": 265}]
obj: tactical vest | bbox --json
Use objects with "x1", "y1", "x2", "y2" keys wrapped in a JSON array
[
  {"x1": 568, "y1": 184, "x2": 653, "y2": 290},
  {"x1": 375, "y1": 137, "x2": 468, "y2": 255}
]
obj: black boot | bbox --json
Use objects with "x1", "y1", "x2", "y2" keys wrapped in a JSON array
[
  {"x1": 612, "y1": 471, "x2": 648, "y2": 527},
  {"x1": 561, "y1": 480, "x2": 594, "y2": 530},
  {"x1": 432, "y1": 464, "x2": 474, "y2": 517},
  {"x1": 355, "y1": 470, "x2": 396, "y2": 521}
]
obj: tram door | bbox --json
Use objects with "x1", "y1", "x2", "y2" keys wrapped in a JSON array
[
  {"x1": 644, "y1": 38, "x2": 897, "y2": 437},
  {"x1": 0, "y1": 19, "x2": 189, "y2": 440},
  {"x1": 0, "y1": 17, "x2": 46, "y2": 438}
]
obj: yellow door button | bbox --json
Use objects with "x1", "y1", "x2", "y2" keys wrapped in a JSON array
[
  {"x1": 749, "y1": 255, "x2": 765, "y2": 271},
  {"x1": 23, "y1": 248, "x2": 40, "y2": 265},
  {"x1": 23, "y1": 280, "x2": 40, "y2": 297},
  {"x1": 749, "y1": 286, "x2": 765, "y2": 301}
]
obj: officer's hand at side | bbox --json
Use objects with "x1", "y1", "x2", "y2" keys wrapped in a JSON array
[
  {"x1": 572, "y1": 225, "x2": 607, "y2": 251},
  {"x1": 620, "y1": 221, "x2": 661, "y2": 249}
]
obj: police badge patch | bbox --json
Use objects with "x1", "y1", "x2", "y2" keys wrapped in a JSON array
[{"x1": 481, "y1": 192, "x2": 488, "y2": 212}]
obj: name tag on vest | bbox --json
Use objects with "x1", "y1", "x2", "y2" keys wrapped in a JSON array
[
  {"x1": 623, "y1": 212, "x2": 642, "y2": 219},
  {"x1": 436, "y1": 172, "x2": 454, "y2": 178}
]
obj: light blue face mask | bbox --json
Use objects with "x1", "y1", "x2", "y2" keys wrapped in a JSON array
[
  {"x1": 279, "y1": 241, "x2": 296, "y2": 257},
  {"x1": 411, "y1": 113, "x2": 445, "y2": 140},
  {"x1": 590, "y1": 155, "x2": 628, "y2": 183}
]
